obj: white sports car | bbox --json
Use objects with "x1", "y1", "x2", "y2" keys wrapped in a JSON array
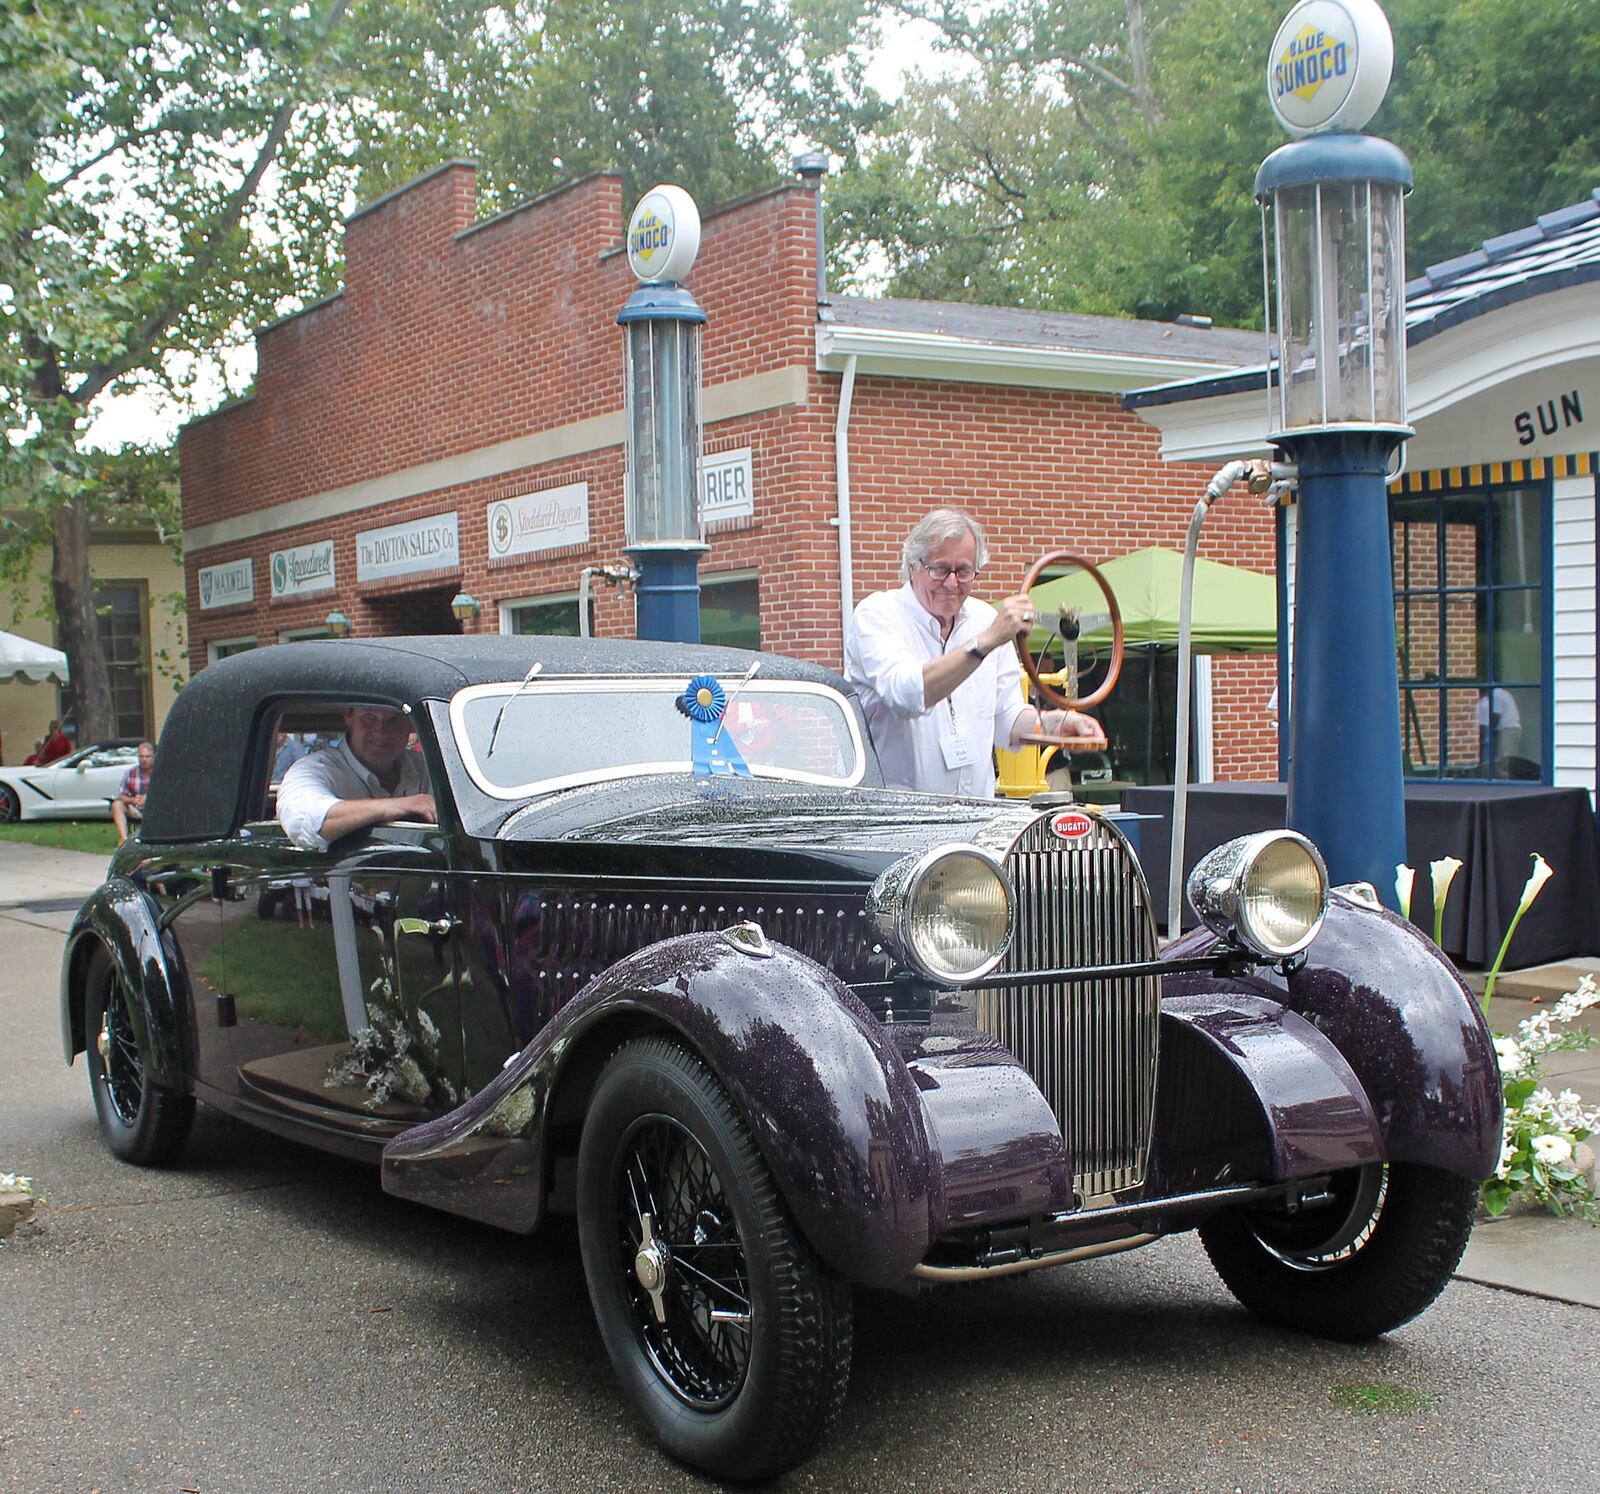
[{"x1": 0, "y1": 743, "x2": 139, "y2": 822}]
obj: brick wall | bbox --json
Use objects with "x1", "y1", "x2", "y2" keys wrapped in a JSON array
[{"x1": 180, "y1": 160, "x2": 1280, "y2": 781}]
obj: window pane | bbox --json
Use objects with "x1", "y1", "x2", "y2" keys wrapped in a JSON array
[
  {"x1": 1442, "y1": 594, "x2": 1481, "y2": 683},
  {"x1": 1391, "y1": 501, "x2": 1438, "y2": 591},
  {"x1": 507, "y1": 599, "x2": 587, "y2": 637},
  {"x1": 700, "y1": 576, "x2": 759, "y2": 651},
  {"x1": 1401, "y1": 687, "x2": 1442, "y2": 777},
  {"x1": 1492, "y1": 487, "x2": 1541, "y2": 589},
  {"x1": 1396, "y1": 595, "x2": 1441, "y2": 684},
  {"x1": 93, "y1": 583, "x2": 147, "y2": 739}
]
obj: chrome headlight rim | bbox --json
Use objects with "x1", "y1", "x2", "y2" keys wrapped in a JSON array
[
  {"x1": 868, "y1": 842, "x2": 1015, "y2": 985},
  {"x1": 1186, "y1": 829, "x2": 1329, "y2": 960}
]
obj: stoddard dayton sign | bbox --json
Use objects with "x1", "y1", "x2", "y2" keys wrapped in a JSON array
[
  {"x1": 270, "y1": 539, "x2": 336, "y2": 599},
  {"x1": 198, "y1": 557, "x2": 253, "y2": 611},
  {"x1": 356, "y1": 511, "x2": 461, "y2": 583},
  {"x1": 487, "y1": 482, "x2": 590, "y2": 560}
]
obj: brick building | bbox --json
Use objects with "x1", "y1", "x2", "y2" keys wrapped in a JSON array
[{"x1": 180, "y1": 161, "x2": 1280, "y2": 784}]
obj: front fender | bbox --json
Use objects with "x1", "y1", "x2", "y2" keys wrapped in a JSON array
[
  {"x1": 383, "y1": 931, "x2": 936, "y2": 1288},
  {"x1": 60, "y1": 878, "x2": 191, "y2": 1092},
  {"x1": 1163, "y1": 892, "x2": 1503, "y2": 1181}
]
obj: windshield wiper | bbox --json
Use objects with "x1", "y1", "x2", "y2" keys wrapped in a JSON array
[
  {"x1": 708, "y1": 660, "x2": 761, "y2": 748},
  {"x1": 486, "y1": 661, "x2": 543, "y2": 758}
]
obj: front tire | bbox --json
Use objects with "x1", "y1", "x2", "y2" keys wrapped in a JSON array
[
  {"x1": 85, "y1": 948, "x2": 194, "y2": 1166},
  {"x1": 577, "y1": 1036, "x2": 852, "y2": 1482},
  {"x1": 0, "y1": 782, "x2": 20, "y2": 822},
  {"x1": 1199, "y1": 1162, "x2": 1477, "y2": 1340}
]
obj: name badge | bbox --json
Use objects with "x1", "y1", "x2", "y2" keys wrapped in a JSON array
[{"x1": 939, "y1": 697, "x2": 974, "y2": 769}]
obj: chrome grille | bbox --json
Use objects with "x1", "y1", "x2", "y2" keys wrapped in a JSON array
[{"x1": 975, "y1": 813, "x2": 1160, "y2": 1200}]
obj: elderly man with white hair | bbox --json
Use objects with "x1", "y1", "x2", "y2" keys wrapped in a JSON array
[{"x1": 845, "y1": 507, "x2": 1103, "y2": 796}]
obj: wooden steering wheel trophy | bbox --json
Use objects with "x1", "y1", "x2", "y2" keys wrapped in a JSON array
[{"x1": 1014, "y1": 550, "x2": 1124, "y2": 750}]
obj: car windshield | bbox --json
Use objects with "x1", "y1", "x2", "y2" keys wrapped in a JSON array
[{"x1": 449, "y1": 677, "x2": 867, "y2": 797}]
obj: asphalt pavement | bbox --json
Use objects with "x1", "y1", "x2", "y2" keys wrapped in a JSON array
[{"x1": 3, "y1": 840, "x2": 1597, "y2": 1492}]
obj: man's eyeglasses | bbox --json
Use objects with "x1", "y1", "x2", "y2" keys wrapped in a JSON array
[{"x1": 918, "y1": 561, "x2": 980, "y2": 584}]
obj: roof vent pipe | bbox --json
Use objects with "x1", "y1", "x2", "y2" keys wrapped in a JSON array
[{"x1": 793, "y1": 149, "x2": 830, "y2": 302}]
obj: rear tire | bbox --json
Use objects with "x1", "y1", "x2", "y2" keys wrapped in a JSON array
[
  {"x1": 1199, "y1": 1162, "x2": 1477, "y2": 1340},
  {"x1": 577, "y1": 1036, "x2": 852, "y2": 1482},
  {"x1": 85, "y1": 948, "x2": 194, "y2": 1166}
]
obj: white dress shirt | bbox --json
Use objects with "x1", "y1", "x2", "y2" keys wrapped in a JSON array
[
  {"x1": 276, "y1": 738, "x2": 430, "y2": 850},
  {"x1": 845, "y1": 584, "x2": 1030, "y2": 797}
]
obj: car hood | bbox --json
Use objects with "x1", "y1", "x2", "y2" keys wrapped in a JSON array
[{"x1": 492, "y1": 774, "x2": 1039, "y2": 865}]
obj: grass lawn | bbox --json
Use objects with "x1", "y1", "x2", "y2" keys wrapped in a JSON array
[{"x1": 0, "y1": 821, "x2": 119, "y2": 855}]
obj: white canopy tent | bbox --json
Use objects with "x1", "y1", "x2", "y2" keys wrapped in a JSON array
[{"x1": 0, "y1": 630, "x2": 70, "y2": 685}]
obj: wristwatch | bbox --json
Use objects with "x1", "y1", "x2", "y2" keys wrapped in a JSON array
[{"x1": 963, "y1": 639, "x2": 988, "y2": 662}]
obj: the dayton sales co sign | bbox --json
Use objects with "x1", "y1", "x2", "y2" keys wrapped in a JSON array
[{"x1": 356, "y1": 512, "x2": 461, "y2": 583}]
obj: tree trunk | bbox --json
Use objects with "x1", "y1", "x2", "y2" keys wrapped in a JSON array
[{"x1": 51, "y1": 497, "x2": 114, "y2": 743}]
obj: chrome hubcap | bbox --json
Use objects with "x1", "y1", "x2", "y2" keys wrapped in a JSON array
[{"x1": 633, "y1": 1212, "x2": 670, "y2": 1324}]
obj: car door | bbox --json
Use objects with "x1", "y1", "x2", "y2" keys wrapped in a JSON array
[
  {"x1": 220, "y1": 819, "x2": 465, "y2": 1132},
  {"x1": 36, "y1": 746, "x2": 134, "y2": 818}
]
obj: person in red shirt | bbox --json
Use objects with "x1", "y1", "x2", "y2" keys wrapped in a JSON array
[{"x1": 38, "y1": 720, "x2": 72, "y2": 764}]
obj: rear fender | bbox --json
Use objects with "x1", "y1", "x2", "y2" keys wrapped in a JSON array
[
  {"x1": 383, "y1": 931, "x2": 937, "y2": 1288},
  {"x1": 1163, "y1": 893, "x2": 1503, "y2": 1181},
  {"x1": 60, "y1": 879, "x2": 191, "y2": 1092}
]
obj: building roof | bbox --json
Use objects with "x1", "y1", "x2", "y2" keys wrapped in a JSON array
[
  {"x1": 818, "y1": 294, "x2": 1264, "y2": 394},
  {"x1": 1125, "y1": 188, "x2": 1600, "y2": 410},
  {"x1": 825, "y1": 294, "x2": 1263, "y2": 366}
]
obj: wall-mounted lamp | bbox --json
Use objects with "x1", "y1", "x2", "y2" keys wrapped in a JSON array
[
  {"x1": 450, "y1": 590, "x2": 481, "y2": 624},
  {"x1": 325, "y1": 608, "x2": 352, "y2": 639}
]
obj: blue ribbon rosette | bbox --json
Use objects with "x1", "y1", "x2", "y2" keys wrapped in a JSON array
[{"x1": 680, "y1": 674, "x2": 749, "y2": 777}]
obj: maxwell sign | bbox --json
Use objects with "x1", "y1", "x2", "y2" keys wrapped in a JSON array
[
  {"x1": 198, "y1": 557, "x2": 253, "y2": 611},
  {"x1": 269, "y1": 539, "x2": 336, "y2": 599},
  {"x1": 487, "y1": 481, "x2": 590, "y2": 559},
  {"x1": 356, "y1": 511, "x2": 460, "y2": 583}
]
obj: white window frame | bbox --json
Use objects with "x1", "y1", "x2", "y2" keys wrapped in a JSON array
[
  {"x1": 278, "y1": 625, "x2": 334, "y2": 643},
  {"x1": 498, "y1": 590, "x2": 592, "y2": 636},
  {"x1": 207, "y1": 635, "x2": 258, "y2": 664}
]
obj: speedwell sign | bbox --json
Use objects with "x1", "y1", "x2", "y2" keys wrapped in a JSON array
[{"x1": 269, "y1": 539, "x2": 336, "y2": 600}]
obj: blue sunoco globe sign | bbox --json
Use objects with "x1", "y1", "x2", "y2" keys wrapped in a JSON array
[
  {"x1": 626, "y1": 184, "x2": 702, "y2": 284},
  {"x1": 1267, "y1": 0, "x2": 1393, "y2": 138}
]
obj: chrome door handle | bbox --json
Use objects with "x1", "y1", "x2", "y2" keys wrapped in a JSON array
[{"x1": 394, "y1": 915, "x2": 459, "y2": 938}]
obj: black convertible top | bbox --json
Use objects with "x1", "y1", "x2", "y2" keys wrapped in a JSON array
[{"x1": 144, "y1": 635, "x2": 857, "y2": 843}]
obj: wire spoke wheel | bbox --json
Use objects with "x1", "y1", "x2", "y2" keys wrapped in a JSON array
[
  {"x1": 577, "y1": 1036, "x2": 852, "y2": 1482},
  {"x1": 1199, "y1": 1161, "x2": 1478, "y2": 1340},
  {"x1": 84, "y1": 945, "x2": 194, "y2": 1166},
  {"x1": 616, "y1": 1115, "x2": 752, "y2": 1409},
  {"x1": 97, "y1": 974, "x2": 146, "y2": 1127}
]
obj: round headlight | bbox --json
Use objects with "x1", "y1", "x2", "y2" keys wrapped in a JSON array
[
  {"x1": 1187, "y1": 830, "x2": 1328, "y2": 959},
  {"x1": 868, "y1": 845, "x2": 1014, "y2": 984}
]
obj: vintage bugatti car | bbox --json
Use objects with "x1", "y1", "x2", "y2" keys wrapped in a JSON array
[{"x1": 62, "y1": 637, "x2": 1501, "y2": 1481}]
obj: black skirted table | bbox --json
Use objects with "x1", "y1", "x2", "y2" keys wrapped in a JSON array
[{"x1": 1122, "y1": 781, "x2": 1600, "y2": 965}]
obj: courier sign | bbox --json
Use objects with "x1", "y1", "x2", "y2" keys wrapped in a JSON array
[{"x1": 1267, "y1": 0, "x2": 1393, "y2": 138}]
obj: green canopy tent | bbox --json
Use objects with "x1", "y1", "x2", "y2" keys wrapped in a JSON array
[{"x1": 1012, "y1": 546, "x2": 1277, "y2": 784}]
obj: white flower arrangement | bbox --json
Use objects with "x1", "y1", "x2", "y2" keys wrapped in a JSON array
[
  {"x1": 1484, "y1": 974, "x2": 1599, "y2": 1222},
  {"x1": 0, "y1": 1172, "x2": 35, "y2": 1195},
  {"x1": 1399, "y1": 853, "x2": 1597, "y2": 1222}
]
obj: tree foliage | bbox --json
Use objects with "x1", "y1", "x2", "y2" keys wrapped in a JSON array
[{"x1": 831, "y1": 0, "x2": 1600, "y2": 325}]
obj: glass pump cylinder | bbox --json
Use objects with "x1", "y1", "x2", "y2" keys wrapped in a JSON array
[
  {"x1": 1256, "y1": 134, "x2": 1411, "y2": 437},
  {"x1": 619, "y1": 285, "x2": 706, "y2": 548}
]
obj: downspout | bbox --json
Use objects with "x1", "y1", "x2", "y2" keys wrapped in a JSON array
[{"x1": 834, "y1": 353, "x2": 859, "y2": 665}]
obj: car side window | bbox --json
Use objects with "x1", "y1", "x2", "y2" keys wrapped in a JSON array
[{"x1": 252, "y1": 705, "x2": 350, "y2": 825}]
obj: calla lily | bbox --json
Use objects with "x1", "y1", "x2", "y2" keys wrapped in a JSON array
[
  {"x1": 1430, "y1": 856, "x2": 1464, "y2": 947},
  {"x1": 1395, "y1": 864, "x2": 1415, "y2": 922},
  {"x1": 1519, "y1": 853, "x2": 1554, "y2": 912},
  {"x1": 1482, "y1": 853, "x2": 1556, "y2": 1013}
]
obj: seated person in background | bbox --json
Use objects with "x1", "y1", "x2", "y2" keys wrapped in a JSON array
[
  {"x1": 38, "y1": 719, "x2": 72, "y2": 764},
  {"x1": 273, "y1": 731, "x2": 311, "y2": 781},
  {"x1": 277, "y1": 705, "x2": 436, "y2": 850},
  {"x1": 111, "y1": 741, "x2": 155, "y2": 845},
  {"x1": 22, "y1": 739, "x2": 44, "y2": 766}
]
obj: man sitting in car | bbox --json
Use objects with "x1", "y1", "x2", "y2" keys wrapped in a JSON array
[{"x1": 276, "y1": 705, "x2": 436, "y2": 850}]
